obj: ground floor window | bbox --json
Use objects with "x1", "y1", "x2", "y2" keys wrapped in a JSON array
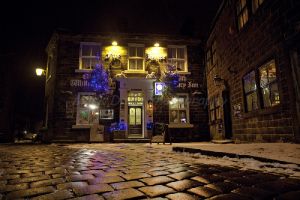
[
  {"x1": 209, "y1": 95, "x2": 221, "y2": 123},
  {"x1": 242, "y1": 59, "x2": 280, "y2": 112},
  {"x1": 76, "y1": 93, "x2": 100, "y2": 125},
  {"x1": 169, "y1": 94, "x2": 189, "y2": 124}
]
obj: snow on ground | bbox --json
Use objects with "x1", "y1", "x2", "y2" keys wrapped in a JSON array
[
  {"x1": 66, "y1": 143, "x2": 300, "y2": 179},
  {"x1": 172, "y1": 142, "x2": 300, "y2": 165}
]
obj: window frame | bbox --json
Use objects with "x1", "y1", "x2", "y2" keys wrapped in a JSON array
[
  {"x1": 79, "y1": 42, "x2": 102, "y2": 70},
  {"x1": 252, "y1": 0, "x2": 264, "y2": 13},
  {"x1": 169, "y1": 93, "x2": 190, "y2": 124},
  {"x1": 236, "y1": 0, "x2": 249, "y2": 30},
  {"x1": 242, "y1": 59, "x2": 280, "y2": 113},
  {"x1": 127, "y1": 43, "x2": 145, "y2": 72},
  {"x1": 206, "y1": 40, "x2": 217, "y2": 73},
  {"x1": 243, "y1": 70, "x2": 259, "y2": 112},
  {"x1": 76, "y1": 92, "x2": 99, "y2": 125},
  {"x1": 167, "y1": 45, "x2": 188, "y2": 72},
  {"x1": 209, "y1": 95, "x2": 221, "y2": 123}
]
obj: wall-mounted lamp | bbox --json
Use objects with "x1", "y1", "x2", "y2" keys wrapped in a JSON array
[
  {"x1": 35, "y1": 68, "x2": 46, "y2": 76},
  {"x1": 154, "y1": 43, "x2": 160, "y2": 47},
  {"x1": 213, "y1": 75, "x2": 225, "y2": 86},
  {"x1": 112, "y1": 41, "x2": 118, "y2": 46}
]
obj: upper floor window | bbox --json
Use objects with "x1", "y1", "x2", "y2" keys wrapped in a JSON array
[
  {"x1": 128, "y1": 44, "x2": 145, "y2": 71},
  {"x1": 168, "y1": 46, "x2": 187, "y2": 72},
  {"x1": 79, "y1": 43, "x2": 101, "y2": 70},
  {"x1": 206, "y1": 40, "x2": 217, "y2": 72},
  {"x1": 259, "y1": 60, "x2": 280, "y2": 107},
  {"x1": 252, "y1": 0, "x2": 264, "y2": 12},
  {"x1": 169, "y1": 94, "x2": 189, "y2": 124},
  {"x1": 237, "y1": 0, "x2": 249, "y2": 30}
]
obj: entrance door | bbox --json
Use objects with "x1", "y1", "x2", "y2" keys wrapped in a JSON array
[
  {"x1": 222, "y1": 90, "x2": 232, "y2": 139},
  {"x1": 128, "y1": 106, "x2": 143, "y2": 137}
]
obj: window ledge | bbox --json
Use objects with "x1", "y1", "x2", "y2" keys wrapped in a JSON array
[
  {"x1": 167, "y1": 123, "x2": 194, "y2": 128},
  {"x1": 243, "y1": 105, "x2": 281, "y2": 119},
  {"x1": 177, "y1": 71, "x2": 191, "y2": 75},
  {"x1": 72, "y1": 124, "x2": 92, "y2": 129},
  {"x1": 75, "y1": 69, "x2": 92, "y2": 73},
  {"x1": 124, "y1": 70, "x2": 148, "y2": 74}
]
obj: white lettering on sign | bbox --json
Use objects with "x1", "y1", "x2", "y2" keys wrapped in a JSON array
[
  {"x1": 177, "y1": 75, "x2": 199, "y2": 89},
  {"x1": 70, "y1": 80, "x2": 90, "y2": 87}
]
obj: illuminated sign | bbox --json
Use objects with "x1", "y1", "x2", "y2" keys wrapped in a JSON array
[{"x1": 155, "y1": 82, "x2": 165, "y2": 95}]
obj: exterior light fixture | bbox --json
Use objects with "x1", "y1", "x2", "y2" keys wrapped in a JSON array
[
  {"x1": 155, "y1": 82, "x2": 165, "y2": 95},
  {"x1": 35, "y1": 68, "x2": 46, "y2": 76},
  {"x1": 154, "y1": 43, "x2": 160, "y2": 47},
  {"x1": 213, "y1": 75, "x2": 225, "y2": 86},
  {"x1": 112, "y1": 41, "x2": 118, "y2": 46},
  {"x1": 88, "y1": 104, "x2": 98, "y2": 110}
]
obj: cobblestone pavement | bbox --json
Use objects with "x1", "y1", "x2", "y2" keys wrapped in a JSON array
[{"x1": 0, "y1": 143, "x2": 300, "y2": 200}]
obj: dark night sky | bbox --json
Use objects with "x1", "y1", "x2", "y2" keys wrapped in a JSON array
[{"x1": 1, "y1": 0, "x2": 222, "y2": 124}]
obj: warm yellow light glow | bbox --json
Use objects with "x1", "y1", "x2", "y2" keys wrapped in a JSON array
[
  {"x1": 89, "y1": 104, "x2": 98, "y2": 110},
  {"x1": 112, "y1": 41, "x2": 118, "y2": 46},
  {"x1": 146, "y1": 47, "x2": 167, "y2": 60},
  {"x1": 106, "y1": 46, "x2": 122, "y2": 56},
  {"x1": 35, "y1": 68, "x2": 45, "y2": 76},
  {"x1": 154, "y1": 43, "x2": 159, "y2": 47},
  {"x1": 169, "y1": 98, "x2": 178, "y2": 105}
]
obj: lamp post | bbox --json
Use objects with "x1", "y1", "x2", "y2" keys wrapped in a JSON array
[{"x1": 35, "y1": 67, "x2": 47, "y2": 142}]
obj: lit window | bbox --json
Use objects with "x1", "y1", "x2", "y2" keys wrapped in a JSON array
[
  {"x1": 76, "y1": 94, "x2": 99, "y2": 125},
  {"x1": 252, "y1": 0, "x2": 264, "y2": 12},
  {"x1": 259, "y1": 60, "x2": 280, "y2": 107},
  {"x1": 79, "y1": 43, "x2": 101, "y2": 70},
  {"x1": 167, "y1": 46, "x2": 187, "y2": 72},
  {"x1": 237, "y1": 0, "x2": 249, "y2": 30},
  {"x1": 128, "y1": 44, "x2": 145, "y2": 71},
  {"x1": 169, "y1": 94, "x2": 189, "y2": 124},
  {"x1": 243, "y1": 71, "x2": 259, "y2": 112}
]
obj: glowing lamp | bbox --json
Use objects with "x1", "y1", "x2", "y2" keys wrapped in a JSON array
[
  {"x1": 35, "y1": 68, "x2": 45, "y2": 76},
  {"x1": 155, "y1": 82, "x2": 165, "y2": 95},
  {"x1": 88, "y1": 104, "x2": 98, "y2": 110},
  {"x1": 112, "y1": 41, "x2": 118, "y2": 46},
  {"x1": 154, "y1": 43, "x2": 159, "y2": 47}
]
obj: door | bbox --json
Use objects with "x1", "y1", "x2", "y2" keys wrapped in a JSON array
[
  {"x1": 128, "y1": 106, "x2": 143, "y2": 137},
  {"x1": 222, "y1": 90, "x2": 232, "y2": 139}
]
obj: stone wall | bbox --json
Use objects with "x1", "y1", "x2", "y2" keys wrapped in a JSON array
[{"x1": 206, "y1": 0, "x2": 300, "y2": 142}]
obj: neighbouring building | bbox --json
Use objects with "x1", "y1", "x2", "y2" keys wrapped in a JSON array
[
  {"x1": 206, "y1": 0, "x2": 300, "y2": 142},
  {"x1": 44, "y1": 31, "x2": 208, "y2": 142}
]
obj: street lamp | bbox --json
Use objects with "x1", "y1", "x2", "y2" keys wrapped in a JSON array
[{"x1": 35, "y1": 68, "x2": 46, "y2": 76}]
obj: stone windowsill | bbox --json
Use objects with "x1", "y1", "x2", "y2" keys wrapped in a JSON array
[
  {"x1": 72, "y1": 124, "x2": 92, "y2": 129},
  {"x1": 168, "y1": 123, "x2": 194, "y2": 128},
  {"x1": 124, "y1": 70, "x2": 148, "y2": 74}
]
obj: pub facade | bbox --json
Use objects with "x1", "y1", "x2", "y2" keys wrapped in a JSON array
[
  {"x1": 44, "y1": 32, "x2": 208, "y2": 142},
  {"x1": 206, "y1": 0, "x2": 300, "y2": 142}
]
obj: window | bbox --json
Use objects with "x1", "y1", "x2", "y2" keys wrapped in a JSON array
[
  {"x1": 243, "y1": 59, "x2": 280, "y2": 112},
  {"x1": 76, "y1": 94, "x2": 99, "y2": 124},
  {"x1": 128, "y1": 44, "x2": 145, "y2": 71},
  {"x1": 168, "y1": 46, "x2": 187, "y2": 72},
  {"x1": 79, "y1": 43, "x2": 101, "y2": 70},
  {"x1": 252, "y1": 0, "x2": 264, "y2": 12},
  {"x1": 237, "y1": 0, "x2": 249, "y2": 30},
  {"x1": 100, "y1": 109, "x2": 114, "y2": 120},
  {"x1": 206, "y1": 40, "x2": 217, "y2": 72},
  {"x1": 259, "y1": 60, "x2": 280, "y2": 107},
  {"x1": 243, "y1": 71, "x2": 259, "y2": 112},
  {"x1": 169, "y1": 94, "x2": 189, "y2": 124},
  {"x1": 209, "y1": 95, "x2": 221, "y2": 122}
]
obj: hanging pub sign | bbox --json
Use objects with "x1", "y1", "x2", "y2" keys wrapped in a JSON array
[{"x1": 177, "y1": 75, "x2": 200, "y2": 89}]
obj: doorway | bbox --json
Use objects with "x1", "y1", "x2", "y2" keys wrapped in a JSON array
[
  {"x1": 127, "y1": 92, "x2": 144, "y2": 138},
  {"x1": 222, "y1": 90, "x2": 232, "y2": 139}
]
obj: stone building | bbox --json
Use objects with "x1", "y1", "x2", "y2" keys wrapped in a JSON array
[
  {"x1": 206, "y1": 0, "x2": 300, "y2": 141},
  {"x1": 44, "y1": 31, "x2": 208, "y2": 142}
]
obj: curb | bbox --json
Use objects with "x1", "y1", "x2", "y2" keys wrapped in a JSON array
[{"x1": 172, "y1": 146, "x2": 299, "y2": 166}]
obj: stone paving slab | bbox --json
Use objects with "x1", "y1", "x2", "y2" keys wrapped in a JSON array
[{"x1": 0, "y1": 144, "x2": 299, "y2": 199}]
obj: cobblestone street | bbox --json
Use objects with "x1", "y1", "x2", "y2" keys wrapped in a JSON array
[{"x1": 0, "y1": 144, "x2": 300, "y2": 200}]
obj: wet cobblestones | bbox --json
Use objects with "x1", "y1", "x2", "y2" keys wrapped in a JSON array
[{"x1": 0, "y1": 144, "x2": 299, "y2": 199}]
